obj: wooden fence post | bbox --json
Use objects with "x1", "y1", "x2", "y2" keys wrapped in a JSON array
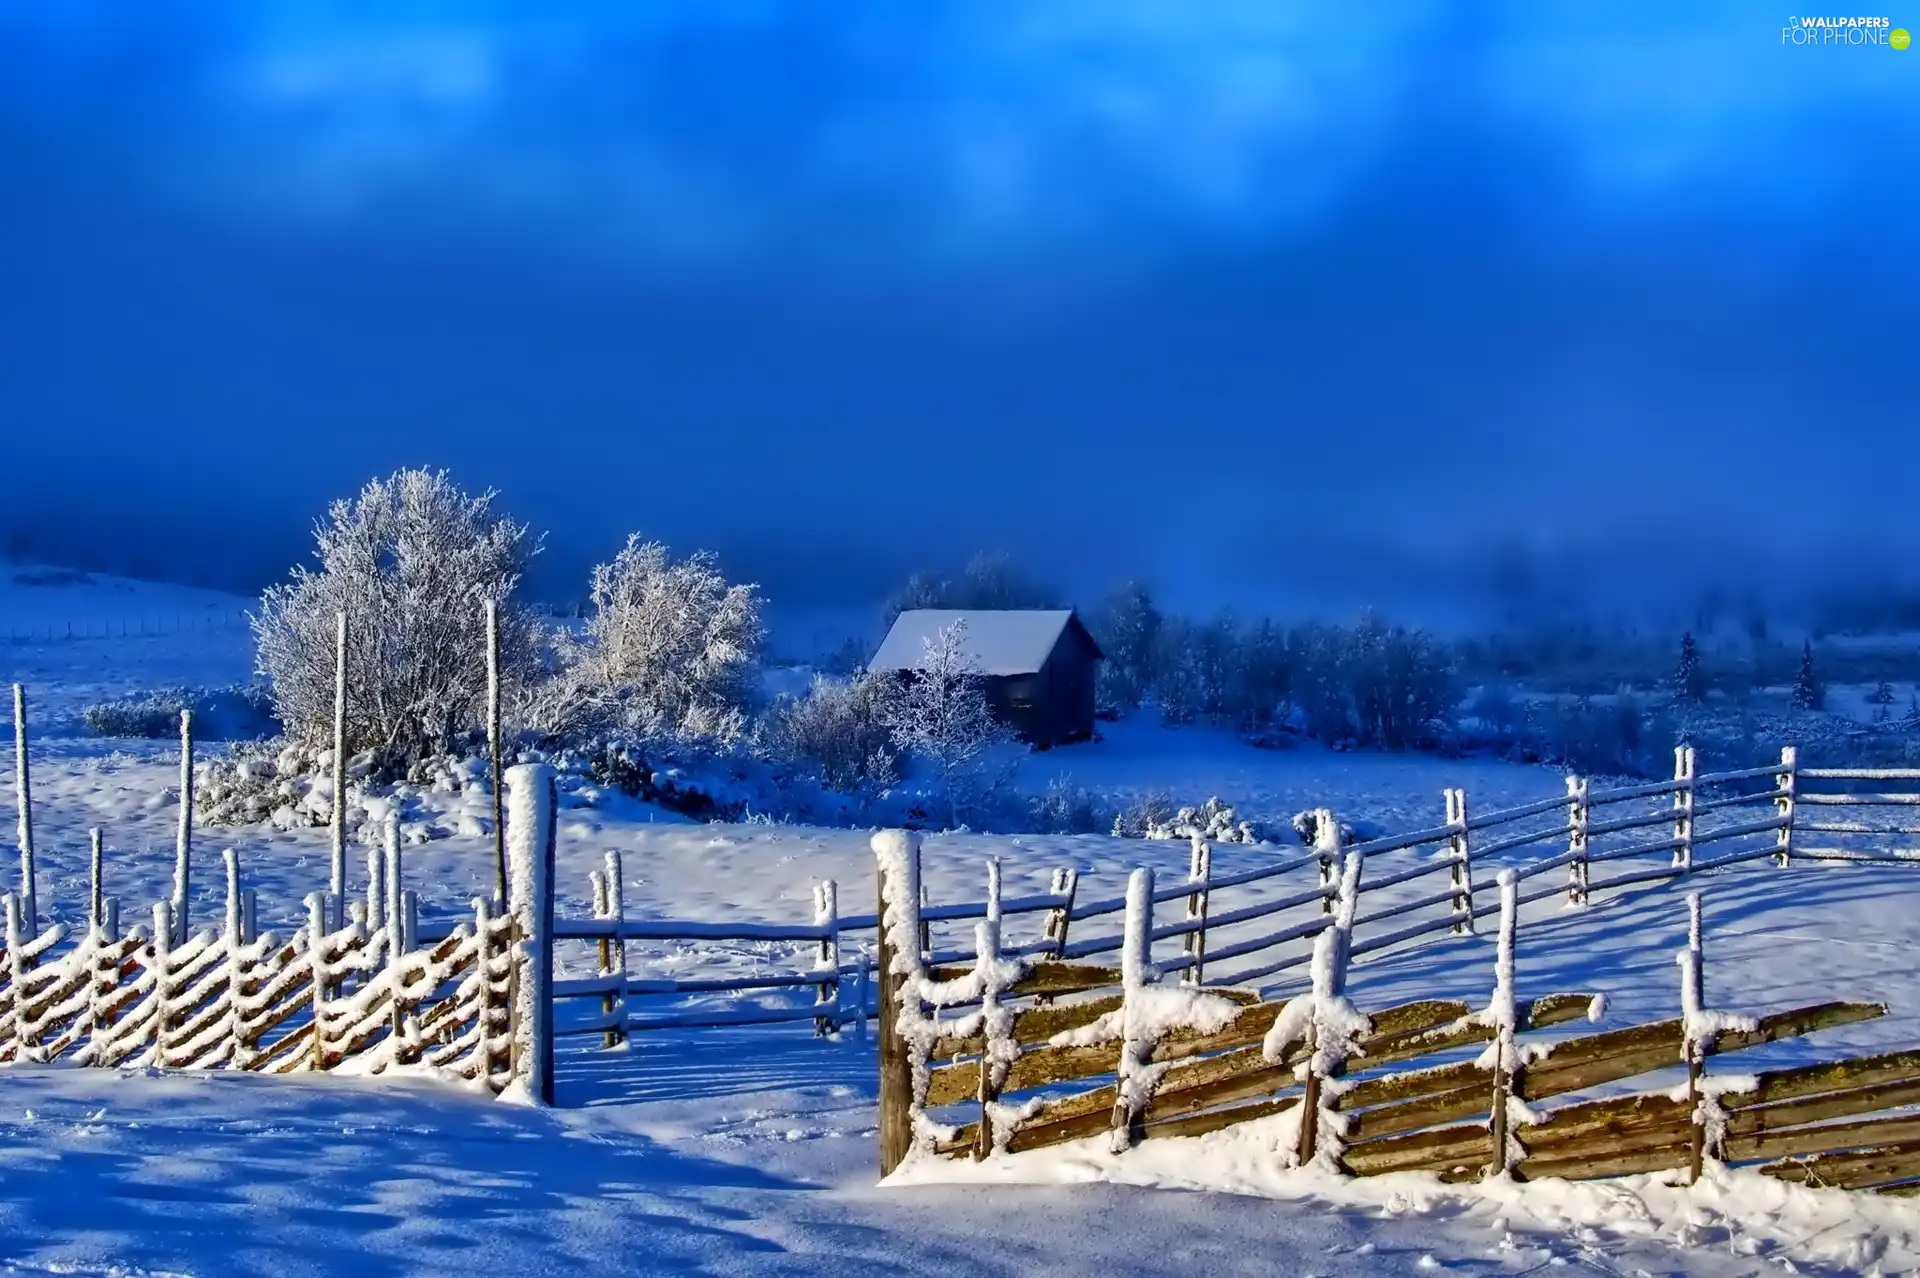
[
  {"x1": 171, "y1": 709, "x2": 193, "y2": 944},
  {"x1": 1044, "y1": 866, "x2": 1079, "y2": 958},
  {"x1": 1566, "y1": 777, "x2": 1590, "y2": 907},
  {"x1": 1182, "y1": 836, "x2": 1212, "y2": 984},
  {"x1": 89, "y1": 828, "x2": 103, "y2": 932},
  {"x1": 1447, "y1": 788, "x2": 1474, "y2": 935},
  {"x1": 224, "y1": 848, "x2": 247, "y2": 1069},
  {"x1": 1775, "y1": 746, "x2": 1798, "y2": 867},
  {"x1": 602, "y1": 850, "x2": 626, "y2": 1047},
  {"x1": 486, "y1": 599, "x2": 508, "y2": 913},
  {"x1": 384, "y1": 819, "x2": 406, "y2": 1051},
  {"x1": 814, "y1": 879, "x2": 841, "y2": 1036},
  {"x1": 1317, "y1": 808, "x2": 1337, "y2": 914},
  {"x1": 1683, "y1": 891, "x2": 1707, "y2": 1183},
  {"x1": 330, "y1": 611, "x2": 348, "y2": 933},
  {"x1": 505, "y1": 763, "x2": 557, "y2": 1105},
  {"x1": 1298, "y1": 848, "x2": 1361, "y2": 1168},
  {"x1": 13, "y1": 685, "x2": 35, "y2": 931},
  {"x1": 1109, "y1": 866, "x2": 1156, "y2": 1153},
  {"x1": 1485, "y1": 870, "x2": 1521, "y2": 1179},
  {"x1": 305, "y1": 892, "x2": 328, "y2": 1070},
  {"x1": 6, "y1": 894, "x2": 28, "y2": 1063},
  {"x1": 875, "y1": 830, "x2": 924, "y2": 1176},
  {"x1": 975, "y1": 858, "x2": 1006, "y2": 1159},
  {"x1": 1672, "y1": 746, "x2": 1696, "y2": 873}
]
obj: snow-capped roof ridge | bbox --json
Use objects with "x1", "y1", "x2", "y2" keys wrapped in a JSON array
[{"x1": 868, "y1": 608, "x2": 1101, "y2": 677}]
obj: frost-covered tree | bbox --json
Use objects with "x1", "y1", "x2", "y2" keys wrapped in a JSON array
[
  {"x1": 1869, "y1": 679, "x2": 1897, "y2": 723},
  {"x1": 1674, "y1": 632, "x2": 1705, "y2": 704},
  {"x1": 547, "y1": 537, "x2": 763, "y2": 747},
  {"x1": 1791, "y1": 640, "x2": 1825, "y2": 711},
  {"x1": 1090, "y1": 581, "x2": 1162, "y2": 712},
  {"x1": 763, "y1": 674, "x2": 902, "y2": 794},
  {"x1": 881, "y1": 552, "x2": 1053, "y2": 626},
  {"x1": 253, "y1": 469, "x2": 540, "y2": 768},
  {"x1": 878, "y1": 620, "x2": 1016, "y2": 826}
]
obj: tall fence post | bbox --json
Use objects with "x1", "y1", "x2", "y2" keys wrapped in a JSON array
[
  {"x1": 505, "y1": 763, "x2": 557, "y2": 1105},
  {"x1": 1297, "y1": 848, "x2": 1360, "y2": 1168},
  {"x1": 1042, "y1": 865, "x2": 1079, "y2": 959},
  {"x1": 1774, "y1": 746, "x2": 1798, "y2": 867},
  {"x1": 305, "y1": 892, "x2": 328, "y2": 1070},
  {"x1": 1682, "y1": 891, "x2": 1707, "y2": 1184},
  {"x1": 1182, "y1": 835, "x2": 1212, "y2": 984},
  {"x1": 171, "y1": 709, "x2": 193, "y2": 944},
  {"x1": 875, "y1": 830, "x2": 924, "y2": 1176},
  {"x1": 1317, "y1": 809, "x2": 1338, "y2": 914},
  {"x1": 330, "y1": 611, "x2": 349, "y2": 932},
  {"x1": 1447, "y1": 788, "x2": 1474, "y2": 935},
  {"x1": 1485, "y1": 870, "x2": 1521, "y2": 1180},
  {"x1": 486, "y1": 599, "x2": 508, "y2": 913},
  {"x1": 974, "y1": 858, "x2": 1006, "y2": 1159},
  {"x1": 13, "y1": 684, "x2": 35, "y2": 931},
  {"x1": 814, "y1": 878, "x2": 840, "y2": 1036},
  {"x1": 1109, "y1": 866, "x2": 1156, "y2": 1153},
  {"x1": 1566, "y1": 777, "x2": 1590, "y2": 907},
  {"x1": 1672, "y1": 745, "x2": 1696, "y2": 873},
  {"x1": 89, "y1": 828, "x2": 104, "y2": 933},
  {"x1": 603, "y1": 850, "x2": 627, "y2": 1047}
]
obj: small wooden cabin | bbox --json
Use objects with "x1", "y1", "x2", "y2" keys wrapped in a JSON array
[{"x1": 868, "y1": 609, "x2": 1105, "y2": 747}]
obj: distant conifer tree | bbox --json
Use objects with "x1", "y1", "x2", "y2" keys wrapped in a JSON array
[
  {"x1": 1674, "y1": 632, "x2": 1706, "y2": 704},
  {"x1": 1791, "y1": 640, "x2": 1825, "y2": 711}
]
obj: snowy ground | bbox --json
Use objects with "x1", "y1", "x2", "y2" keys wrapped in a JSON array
[{"x1": 7, "y1": 577, "x2": 1920, "y2": 1274}]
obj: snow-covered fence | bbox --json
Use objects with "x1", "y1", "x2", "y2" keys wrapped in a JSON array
[
  {"x1": 0, "y1": 698, "x2": 558, "y2": 1098},
  {"x1": 894, "y1": 855, "x2": 1920, "y2": 1191}
]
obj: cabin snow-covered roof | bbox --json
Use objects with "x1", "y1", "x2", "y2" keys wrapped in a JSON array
[{"x1": 868, "y1": 609, "x2": 1103, "y2": 677}]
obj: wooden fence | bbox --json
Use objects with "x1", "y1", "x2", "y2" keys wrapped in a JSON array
[
  {"x1": 540, "y1": 744, "x2": 1920, "y2": 1058},
  {"x1": 877, "y1": 831, "x2": 1920, "y2": 1192},
  {"x1": 0, "y1": 695, "x2": 560, "y2": 1099}
]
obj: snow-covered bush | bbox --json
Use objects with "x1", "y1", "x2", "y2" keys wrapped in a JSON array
[
  {"x1": 253, "y1": 469, "x2": 541, "y2": 771},
  {"x1": 877, "y1": 619, "x2": 1017, "y2": 827},
  {"x1": 1026, "y1": 776, "x2": 1109, "y2": 835},
  {"x1": 83, "y1": 684, "x2": 277, "y2": 740},
  {"x1": 1146, "y1": 796, "x2": 1263, "y2": 843},
  {"x1": 761, "y1": 674, "x2": 903, "y2": 794},
  {"x1": 540, "y1": 537, "x2": 763, "y2": 748},
  {"x1": 1111, "y1": 790, "x2": 1177, "y2": 838}
]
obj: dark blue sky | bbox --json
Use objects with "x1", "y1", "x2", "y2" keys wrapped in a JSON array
[{"x1": 1, "y1": 4, "x2": 1914, "y2": 623}]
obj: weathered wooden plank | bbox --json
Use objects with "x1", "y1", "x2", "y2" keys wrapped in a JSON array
[
  {"x1": 1727, "y1": 1114, "x2": 1920, "y2": 1163},
  {"x1": 1727, "y1": 1077, "x2": 1920, "y2": 1140},
  {"x1": 1342, "y1": 1122, "x2": 1491, "y2": 1176},
  {"x1": 934, "y1": 987, "x2": 1263, "y2": 1059},
  {"x1": 1722, "y1": 1050, "x2": 1920, "y2": 1112},
  {"x1": 1139, "y1": 1096, "x2": 1299, "y2": 1143},
  {"x1": 924, "y1": 962, "x2": 1122, "y2": 997},
  {"x1": 1516, "y1": 1091, "x2": 1694, "y2": 1152},
  {"x1": 1761, "y1": 1138, "x2": 1920, "y2": 1190},
  {"x1": 1518, "y1": 1138, "x2": 1696, "y2": 1183}
]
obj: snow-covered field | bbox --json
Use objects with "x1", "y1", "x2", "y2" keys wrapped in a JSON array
[{"x1": 7, "y1": 573, "x2": 1920, "y2": 1275}]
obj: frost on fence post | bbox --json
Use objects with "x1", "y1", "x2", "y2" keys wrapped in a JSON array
[
  {"x1": 1565, "y1": 776, "x2": 1590, "y2": 907},
  {"x1": 1262, "y1": 847, "x2": 1365, "y2": 1170},
  {"x1": 89, "y1": 828, "x2": 104, "y2": 933},
  {"x1": 486, "y1": 599, "x2": 507, "y2": 913},
  {"x1": 13, "y1": 685, "x2": 35, "y2": 931},
  {"x1": 1477, "y1": 871, "x2": 1529, "y2": 1179},
  {"x1": 1677, "y1": 891, "x2": 1757, "y2": 1184},
  {"x1": 875, "y1": 829, "x2": 925, "y2": 1172},
  {"x1": 600, "y1": 849, "x2": 627, "y2": 1047},
  {"x1": 1108, "y1": 867, "x2": 1158, "y2": 1152},
  {"x1": 813, "y1": 878, "x2": 840, "y2": 1038},
  {"x1": 1446, "y1": 788, "x2": 1474, "y2": 935},
  {"x1": 1182, "y1": 836, "x2": 1212, "y2": 984},
  {"x1": 1774, "y1": 746, "x2": 1798, "y2": 867},
  {"x1": 305, "y1": 892, "x2": 328, "y2": 1071},
  {"x1": 171, "y1": 709, "x2": 193, "y2": 944},
  {"x1": 4, "y1": 894, "x2": 27, "y2": 1062},
  {"x1": 330, "y1": 610, "x2": 349, "y2": 932},
  {"x1": 505, "y1": 762, "x2": 556, "y2": 1106},
  {"x1": 1671, "y1": 746, "x2": 1696, "y2": 873}
]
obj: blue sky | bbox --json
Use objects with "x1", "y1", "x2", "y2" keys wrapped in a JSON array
[{"x1": 0, "y1": 3, "x2": 1913, "y2": 621}]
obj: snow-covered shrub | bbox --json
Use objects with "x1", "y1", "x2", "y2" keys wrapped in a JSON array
[
  {"x1": 540, "y1": 537, "x2": 763, "y2": 748},
  {"x1": 878, "y1": 619, "x2": 1018, "y2": 827},
  {"x1": 1026, "y1": 776, "x2": 1109, "y2": 835},
  {"x1": 1146, "y1": 796, "x2": 1263, "y2": 843},
  {"x1": 761, "y1": 674, "x2": 902, "y2": 794},
  {"x1": 83, "y1": 684, "x2": 277, "y2": 740},
  {"x1": 1111, "y1": 790, "x2": 1177, "y2": 838},
  {"x1": 253, "y1": 469, "x2": 541, "y2": 771}
]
